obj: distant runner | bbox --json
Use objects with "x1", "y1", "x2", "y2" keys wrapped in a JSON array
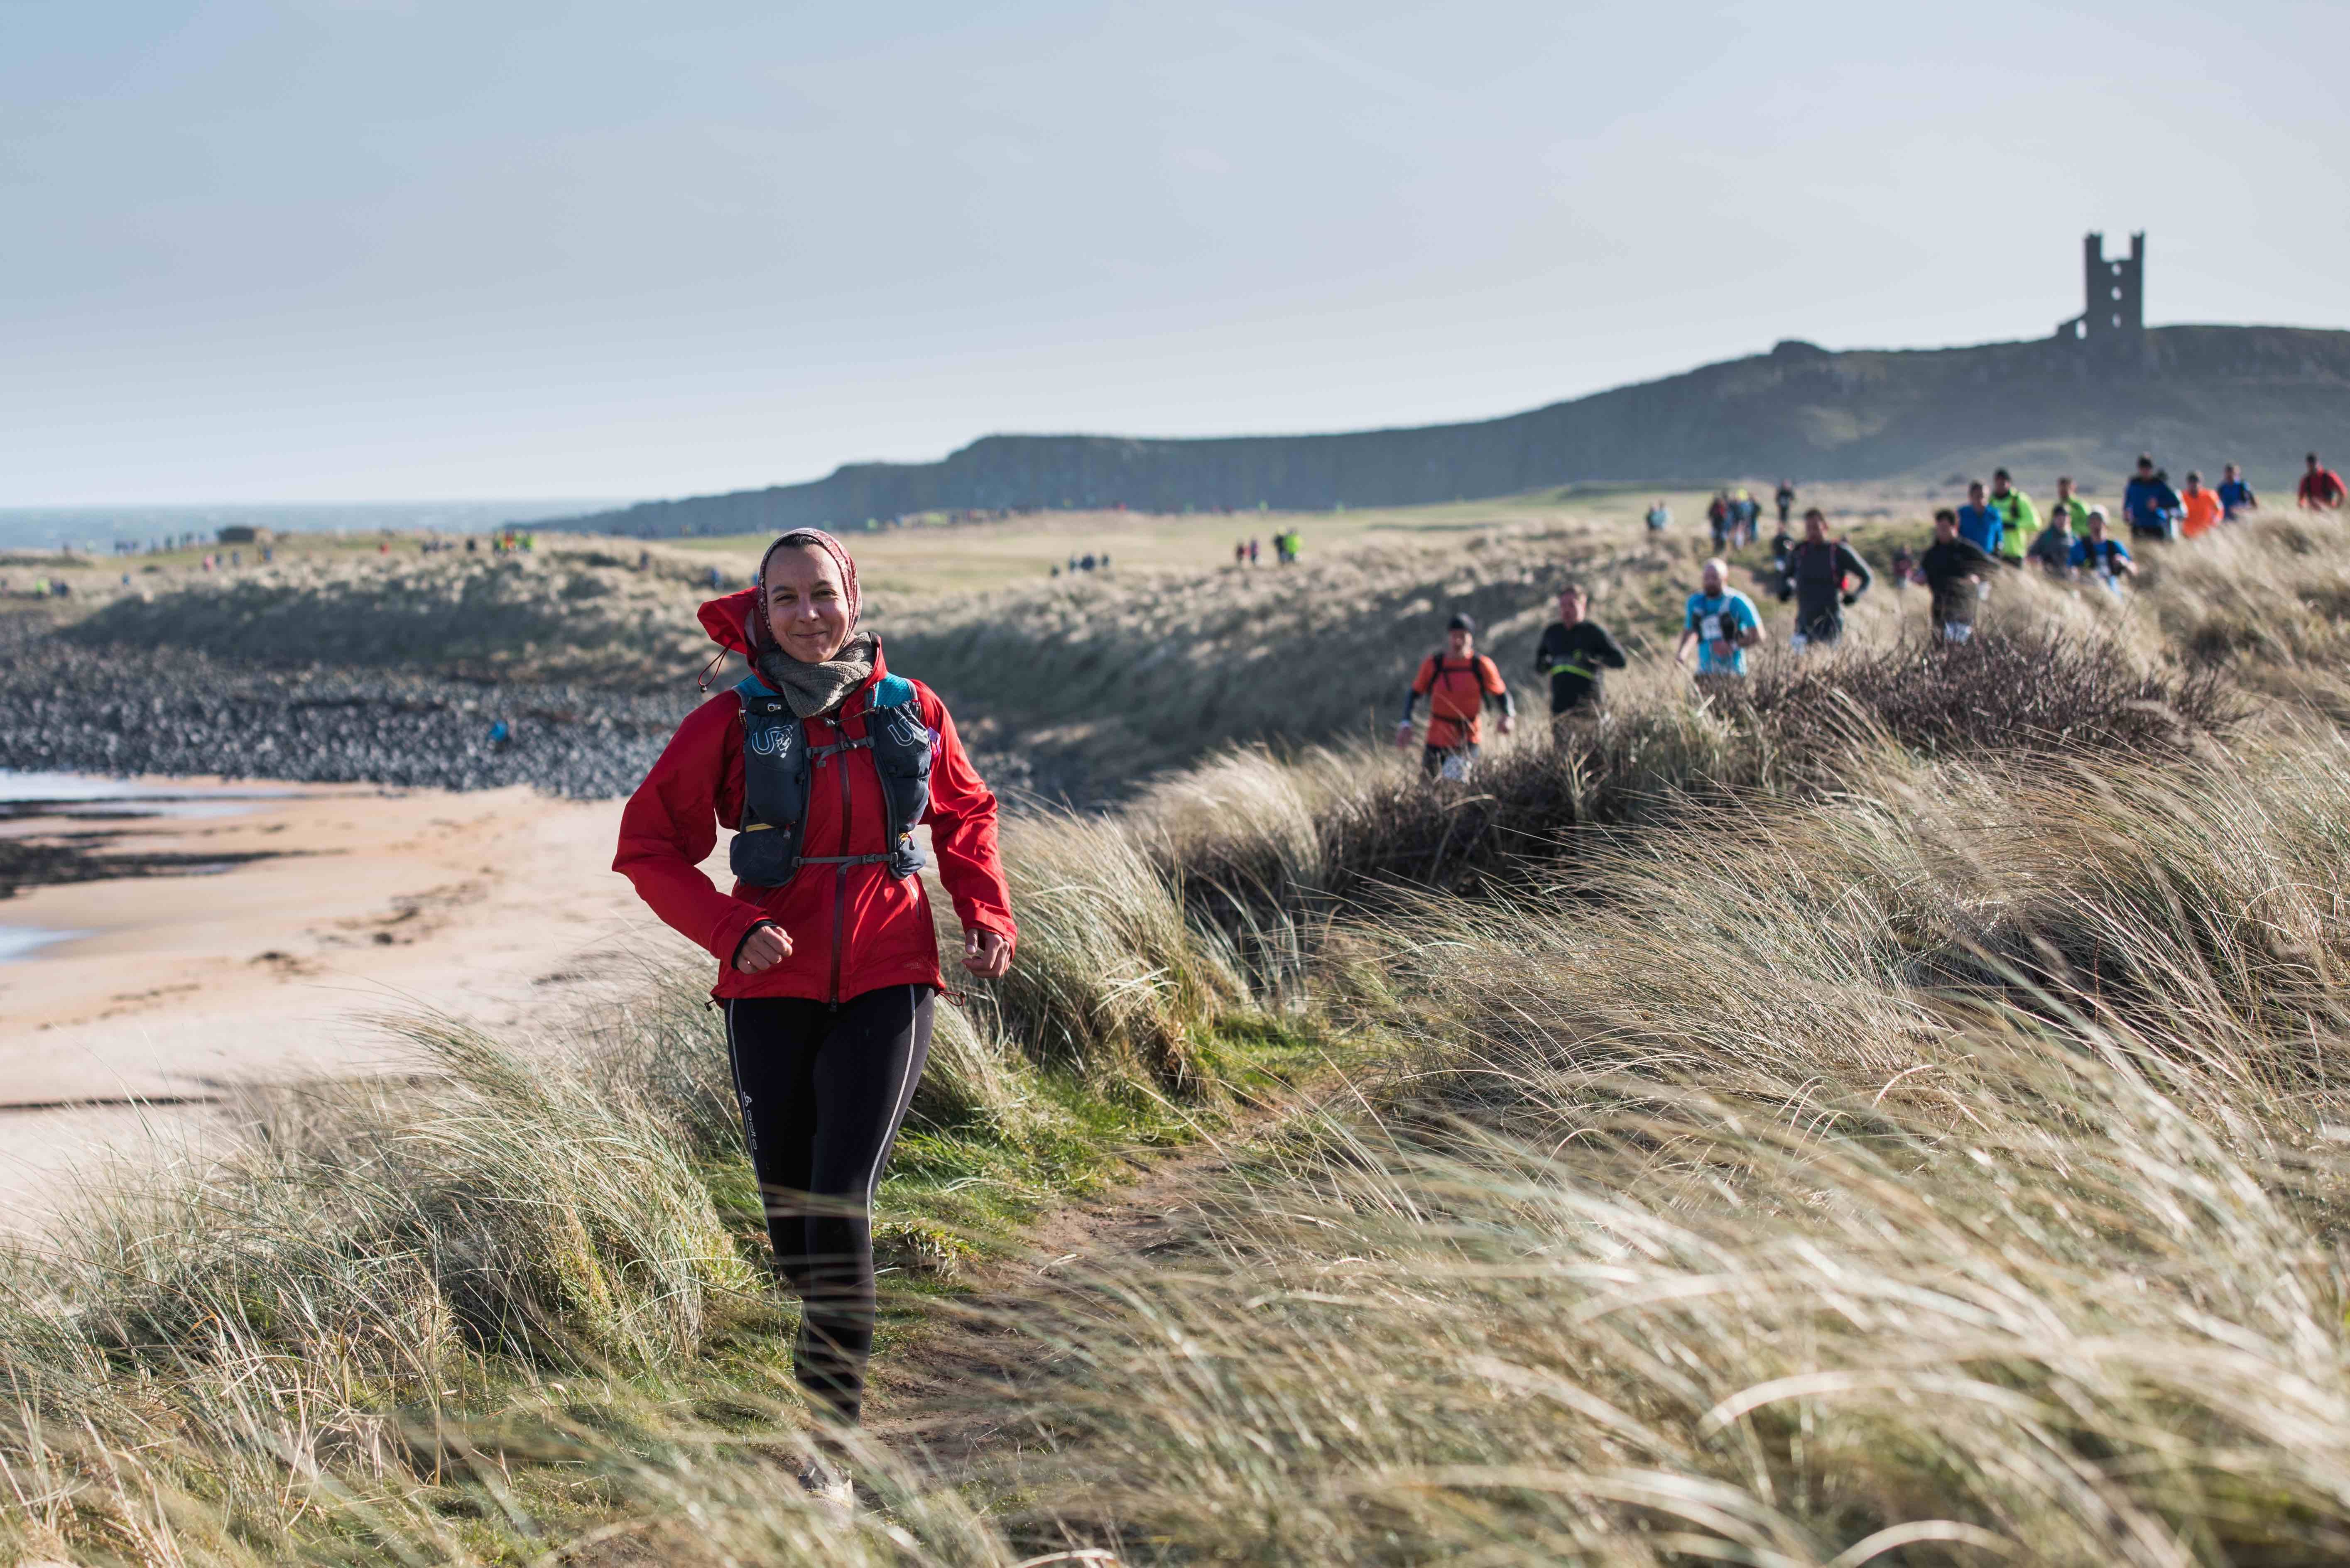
[
  {"x1": 2046, "y1": 475, "x2": 2092, "y2": 531},
  {"x1": 2300, "y1": 453, "x2": 2346, "y2": 512},
  {"x1": 1675, "y1": 558, "x2": 1764, "y2": 675},
  {"x1": 1767, "y1": 516, "x2": 1796, "y2": 594},
  {"x1": 1397, "y1": 613, "x2": 1514, "y2": 779},
  {"x1": 1954, "y1": 481, "x2": 2005, "y2": 557},
  {"x1": 1779, "y1": 507, "x2": 1873, "y2": 648},
  {"x1": 2179, "y1": 471, "x2": 2223, "y2": 538},
  {"x1": 1533, "y1": 583, "x2": 1627, "y2": 717},
  {"x1": 1774, "y1": 480, "x2": 1796, "y2": 527},
  {"x1": 2026, "y1": 505, "x2": 2078, "y2": 575},
  {"x1": 2071, "y1": 506, "x2": 2136, "y2": 593},
  {"x1": 1987, "y1": 469, "x2": 2038, "y2": 564},
  {"x1": 1645, "y1": 499, "x2": 1671, "y2": 532},
  {"x1": 2124, "y1": 455, "x2": 2183, "y2": 540},
  {"x1": 2216, "y1": 463, "x2": 2257, "y2": 519},
  {"x1": 1914, "y1": 508, "x2": 2004, "y2": 642}
]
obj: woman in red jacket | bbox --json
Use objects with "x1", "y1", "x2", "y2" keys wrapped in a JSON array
[{"x1": 614, "y1": 528, "x2": 1016, "y2": 1440}]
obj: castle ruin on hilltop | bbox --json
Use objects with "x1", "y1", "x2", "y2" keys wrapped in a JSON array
[{"x1": 2056, "y1": 231, "x2": 2144, "y2": 344}]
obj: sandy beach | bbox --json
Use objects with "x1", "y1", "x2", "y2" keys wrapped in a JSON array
[{"x1": 0, "y1": 772, "x2": 718, "y2": 1232}]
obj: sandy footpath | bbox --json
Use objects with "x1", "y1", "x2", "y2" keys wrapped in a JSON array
[{"x1": 0, "y1": 777, "x2": 721, "y2": 1233}]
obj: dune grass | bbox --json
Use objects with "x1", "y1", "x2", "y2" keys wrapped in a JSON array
[{"x1": 7, "y1": 505, "x2": 2350, "y2": 1565}]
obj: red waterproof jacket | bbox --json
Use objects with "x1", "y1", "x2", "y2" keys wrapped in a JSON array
[{"x1": 613, "y1": 590, "x2": 1016, "y2": 1001}]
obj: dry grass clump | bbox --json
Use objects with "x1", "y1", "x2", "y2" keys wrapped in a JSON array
[
  {"x1": 0, "y1": 1016, "x2": 755, "y2": 1563},
  {"x1": 2139, "y1": 512, "x2": 2350, "y2": 724},
  {"x1": 1737, "y1": 622, "x2": 2234, "y2": 765},
  {"x1": 984, "y1": 736, "x2": 2350, "y2": 1566},
  {"x1": 980, "y1": 810, "x2": 1250, "y2": 1094}
]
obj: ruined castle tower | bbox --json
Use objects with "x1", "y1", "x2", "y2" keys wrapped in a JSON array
[{"x1": 2056, "y1": 231, "x2": 2144, "y2": 342}]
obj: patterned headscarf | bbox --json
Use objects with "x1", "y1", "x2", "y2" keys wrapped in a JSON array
[{"x1": 750, "y1": 528, "x2": 862, "y2": 653}]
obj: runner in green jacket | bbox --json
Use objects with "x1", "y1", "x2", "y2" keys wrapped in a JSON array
[
  {"x1": 1988, "y1": 468, "x2": 2039, "y2": 564},
  {"x1": 2046, "y1": 475, "x2": 2092, "y2": 531}
]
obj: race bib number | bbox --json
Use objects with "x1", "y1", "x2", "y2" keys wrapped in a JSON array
[{"x1": 1699, "y1": 613, "x2": 1724, "y2": 642}]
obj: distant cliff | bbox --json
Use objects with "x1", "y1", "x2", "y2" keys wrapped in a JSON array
[{"x1": 546, "y1": 325, "x2": 2350, "y2": 535}]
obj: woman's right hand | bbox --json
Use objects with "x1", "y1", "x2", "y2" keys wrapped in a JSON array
[{"x1": 733, "y1": 921, "x2": 792, "y2": 974}]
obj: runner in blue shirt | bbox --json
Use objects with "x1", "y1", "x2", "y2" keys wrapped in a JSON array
[
  {"x1": 2068, "y1": 507, "x2": 2137, "y2": 593},
  {"x1": 1954, "y1": 480, "x2": 2004, "y2": 556},
  {"x1": 2122, "y1": 454, "x2": 2182, "y2": 540},
  {"x1": 1674, "y1": 558, "x2": 1764, "y2": 675},
  {"x1": 2217, "y1": 463, "x2": 2257, "y2": 519}
]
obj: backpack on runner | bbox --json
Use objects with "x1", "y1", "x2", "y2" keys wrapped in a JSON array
[
  {"x1": 1420, "y1": 651, "x2": 1497, "y2": 748},
  {"x1": 731, "y1": 672, "x2": 934, "y2": 888}
]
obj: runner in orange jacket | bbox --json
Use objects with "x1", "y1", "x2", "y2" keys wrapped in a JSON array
[{"x1": 1396, "y1": 612, "x2": 1514, "y2": 779}]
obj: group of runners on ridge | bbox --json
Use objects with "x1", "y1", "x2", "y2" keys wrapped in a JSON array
[{"x1": 1392, "y1": 457, "x2": 2325, "y2": 778}]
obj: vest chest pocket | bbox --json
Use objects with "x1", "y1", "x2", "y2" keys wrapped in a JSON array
[
  {"x1": 733, "y1": 699, "x2": 810, "y2": 888},
  {"x1": 731, "y1": 821, "x2": 803, "y2": 886}
]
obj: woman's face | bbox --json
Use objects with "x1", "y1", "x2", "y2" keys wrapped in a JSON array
[{"x1": 762, "y1": 545, "x2": 853, "y2": 663}]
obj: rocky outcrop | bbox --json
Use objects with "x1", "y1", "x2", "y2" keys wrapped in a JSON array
[{"x1": 546, "y1": 326, "x2": 2350, "y2": 536}]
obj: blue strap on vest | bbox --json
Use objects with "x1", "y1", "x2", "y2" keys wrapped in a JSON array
[{"x1": 730, "y1": 672, "x2": 933, "y2": 888}]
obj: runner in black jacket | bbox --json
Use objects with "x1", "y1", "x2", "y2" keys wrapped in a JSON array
[
  {"x1": 1779, "y1": 508, "x2": 1873, "y2": 647},
  {"x1": 1532, "y1": 584, "x2": 1627, "y2": 715},
  {"x1": 1911, "y1": 508, "x2": 2007, "y2": 642}
]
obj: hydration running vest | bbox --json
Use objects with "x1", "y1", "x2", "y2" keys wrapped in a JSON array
[
  {"x1": 728, "y1": 672, "x2": 933, "y2": 888},
  {"x1": 1787, "y1": 539, "x2": 1848, "y2": 606}
]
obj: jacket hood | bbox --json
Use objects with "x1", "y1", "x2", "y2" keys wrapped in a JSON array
[
  {"x1": 698, "y1": 588, "x2": 760, "y2": 656},
  {"x1": 695, "y1": 590, "x2": 889, "y2": 686}
]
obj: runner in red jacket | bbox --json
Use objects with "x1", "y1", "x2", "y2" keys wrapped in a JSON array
[
  {"x1": 2300, "y1": 453, "x2": 2346, "y2": 512},
  {"x1": 614, "y1": 528, "x2": 1015, "y2": 1468}
]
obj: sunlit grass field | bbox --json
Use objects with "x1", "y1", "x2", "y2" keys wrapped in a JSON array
[{"x1": 655, "y1": 485, "x2": 1722, "y2": 597}]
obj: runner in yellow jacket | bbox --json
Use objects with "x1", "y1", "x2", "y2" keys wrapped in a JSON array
[{"x1": 1988, "y1": 468, "x2": 2039, "y2": 564}]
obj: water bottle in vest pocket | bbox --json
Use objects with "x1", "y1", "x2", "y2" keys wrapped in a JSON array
[{"x1": 865, "y1": 675, "x2": 932, "y2": 878}]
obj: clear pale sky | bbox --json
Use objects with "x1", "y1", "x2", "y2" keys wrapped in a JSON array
[{"x1": 7, "y1": 1, "x2": 2344, "y2": 505}]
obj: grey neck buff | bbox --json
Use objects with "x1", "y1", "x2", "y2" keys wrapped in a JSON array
[{"x1": 755, "y1": 631, "x2": 877, "y2": 719}]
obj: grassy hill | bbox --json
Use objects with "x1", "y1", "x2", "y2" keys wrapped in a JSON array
[
  {"x1": 543, "y1": 324, "x2": 2350, "y2": 536},
  {"x1": 18, "y1": 508, "x2": 2350, "y2": 1564}
]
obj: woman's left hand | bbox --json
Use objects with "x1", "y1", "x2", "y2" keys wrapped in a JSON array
[{"x1": 962, "y1": 927, "x2": 1014, "y2": 979}]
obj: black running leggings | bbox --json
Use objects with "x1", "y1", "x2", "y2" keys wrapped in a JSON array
[{"x1": 724, "y1": 985, "x2": 933, "y2": 1424}]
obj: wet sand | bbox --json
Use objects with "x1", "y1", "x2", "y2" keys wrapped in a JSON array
[{"x1": 0, "y1": 775, "x2": 720, "y2": 1233}]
